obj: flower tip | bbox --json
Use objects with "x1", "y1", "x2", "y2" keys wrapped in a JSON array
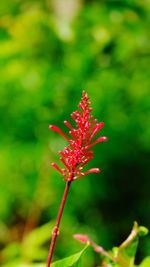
[
  {"x1": 102, "y1": 136, "x2": 108, "y2": 142},
  {"x1": 51, "y1": 162, "x2": 58, "y2": 169},
  {"x1": 73, "y1": 234, "x2": 89, "y2": 244},
  {"x1": 82, "y1": 90, "x2": 88, "y2": 98},
  {"x1": 94, "y1": 168, "x2": 101, "y2": 173},
  {"x1": 49, "y1": 124, "x2": 59, "y2": 131},
  {"x1": 84, "y1": 168, "x2": 101, "y2": 175},
  {"x1": 100, "y1": 121, "x2": 105, "y2": 128}
]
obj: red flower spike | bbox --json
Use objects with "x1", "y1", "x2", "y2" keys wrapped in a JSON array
[{"x1": 49, "y1": 91, "x2": 107, "y2": 181}]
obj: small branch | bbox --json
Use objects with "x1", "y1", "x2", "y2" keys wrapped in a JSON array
[
  {"x1": 119, "y1": 221, "x2": 139, "y2": 249},
  {"x1": 46, "y1": 181, "x2": 72, "y2": 267},
  {"x1": 89, "y1": 240, "x2": 115, "y2": 262}
]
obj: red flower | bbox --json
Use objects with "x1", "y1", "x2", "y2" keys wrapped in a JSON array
[{"x1": 49, "y1": 91, "x2": 108, "y2": 181}]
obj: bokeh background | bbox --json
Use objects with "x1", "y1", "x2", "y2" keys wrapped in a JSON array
[{"x1": 0, "y1": 0, "x2": 150, "y2": 266}]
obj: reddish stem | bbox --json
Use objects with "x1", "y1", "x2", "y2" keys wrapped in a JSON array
[{"x1": 46, "y1": 181, "x2": 72, "y2": 267}]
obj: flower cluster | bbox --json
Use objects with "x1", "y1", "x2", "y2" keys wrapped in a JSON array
[{"x1": 49, "y1": 91, "x2": 108, "y2": 181}]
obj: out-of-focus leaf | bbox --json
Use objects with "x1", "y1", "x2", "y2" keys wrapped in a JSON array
[
  {"x1": 22, "y1": 222, "x2": 54, "y2": 261},
  {"x1": 136, "y1": 257, "x2": 150, "y2": 267},
  {"x1": 2, "y1": 242, "x2": 21, "y2": 260},
  {"x1": 1, "y1": 245, "x2": 88, "y2": 267},
  {"x1": 1, "y1": 262, "x2": 45, "y2": 267}
]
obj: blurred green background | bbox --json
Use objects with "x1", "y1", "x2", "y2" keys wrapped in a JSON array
[{"x1": 0, "y1": 0, "x2": 150, "y2": 266}]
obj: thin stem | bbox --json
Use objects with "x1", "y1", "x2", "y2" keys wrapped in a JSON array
[
  {"x1": 90, "y1": 240, "x2": 115, "y2": 262},
  {"x1": 46, "y1": 181, "x2": 72, "y2": 267}
]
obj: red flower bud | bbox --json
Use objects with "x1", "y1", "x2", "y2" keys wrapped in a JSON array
[
  {"x1": 84, "y1": 168, "x2": 101, "y2": 175},
  {"x1": 73, "y1": 234, "x2": 89, "y2": 243}
]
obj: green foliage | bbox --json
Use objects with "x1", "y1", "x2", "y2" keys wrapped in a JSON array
[
  {"x1": 1, "y1": 223, "x2": 54, "y2": 265},
  {"x1": 0, "y1": 0, "x2": 150, "y2": 266},
  {"x1": 73, "y1": 222, "x2": 149, "y2": 267},
  {"x1": 0, "y1": 221, "x2": 149, "y2": 267},
  {"x1": 50, "y1": 244, "x2": 89, "y2": 267},
  {"x1": 112, "y1": 222, "x2": 148, "y2": 267},
  {"x1": 22, "y1": 222, "x2": 54, "y2": 261},
  {"x1": 107, "y1": 222, "x2": 148, "y2": 267},
  {"x1": 2, "y1": 242, "x2": 89, "y2": 267},
  {"x1": 137, "y1": 257, "x2": 150, "y2": 267}
]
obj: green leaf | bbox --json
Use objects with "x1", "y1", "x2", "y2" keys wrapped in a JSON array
[
  {"x1": 1, "y1": 261, "x2": 44, "y2": 267},
  {"x1": 101, "y1": 222, "x2": 149, "y2": 267},
  {"x1": 1, "y1": 242, "x2": 21, "y2": 261},
  {"x1": 114, "y1": 222, "x2": 148, "y2": 267},
  {"x1": 1, "y1": 262, "x2": 41, "y2": 267},
  {"x1": 51, "y1": 244, "x2": 89, "y2": 267},
  {"x1": 22, "y1": 222, "x2": 54, "y2": 261},
  {"x1": 137, "y1": 257, "x2": 150, "y2": 267},
  {"x1": 1, "y1": 245, "x2": 89, "y2": 267},
  {"x1": 23, "y1": 222, "x2": 54, "y2": 248}
]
